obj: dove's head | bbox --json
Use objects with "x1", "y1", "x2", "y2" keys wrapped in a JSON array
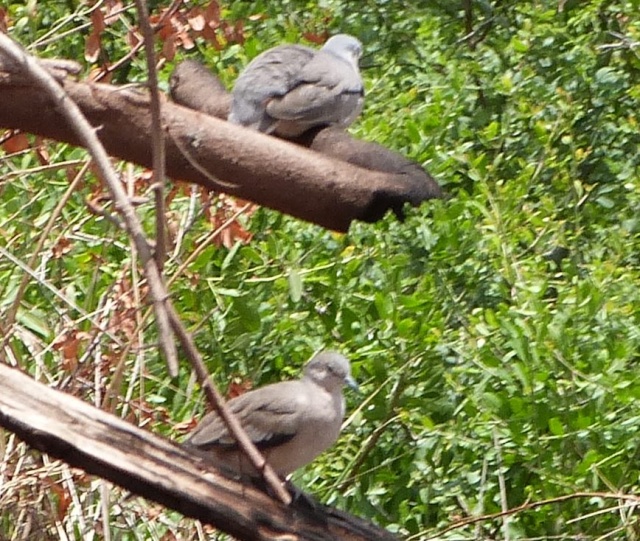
[
  {"x1": 303, "y1": 350, "x2": 359, "y2": 392},
  {"x1": 322, "y1": 34, "x2": 363, "y2": 67}
]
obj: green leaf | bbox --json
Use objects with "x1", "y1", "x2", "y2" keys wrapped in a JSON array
[
  {"x1": 288, "y1": 268, "x2": 303, "y2": 303},
  {"x1": 548, "y1": 417, "x2": 565, "y2": 436}
]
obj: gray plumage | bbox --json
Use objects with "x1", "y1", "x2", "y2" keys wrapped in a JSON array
[
  {"x1": 228, "y1": 34, "x2": 364, "y2": 138},
  {"x1": 184, "y1": 351, "x2": 357, "y2": 477}
]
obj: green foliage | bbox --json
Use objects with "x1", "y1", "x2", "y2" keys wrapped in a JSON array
[{"x1": 2, "y1": 0, "x2": 640, "y2": 539}]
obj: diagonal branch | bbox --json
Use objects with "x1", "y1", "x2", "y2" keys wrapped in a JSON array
[{"x1": 0, "y1": 33, "x2": 290, "y2": 504}]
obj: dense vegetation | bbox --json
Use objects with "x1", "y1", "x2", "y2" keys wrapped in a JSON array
[{"x1": 2, "y1": 0, "x2": 640, "y2": 539}]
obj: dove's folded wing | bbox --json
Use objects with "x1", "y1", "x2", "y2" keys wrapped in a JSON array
[{"x1": 185, "y1": 381, "x2": 307, "y2": 451}]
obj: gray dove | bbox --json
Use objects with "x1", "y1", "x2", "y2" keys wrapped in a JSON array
[
  {"x1": 227, "y1": 34, "x2": 364, "y2": 138},
  {"x1": 184, "y1": 351, "x2": 357, "y2": 478}
]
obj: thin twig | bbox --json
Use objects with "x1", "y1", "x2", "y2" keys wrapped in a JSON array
[
  {"x1": 133, "y1": 0, "x2": 167, "y2": 273},
  {"x1": 0, "y1": 159, "x2": 86, "y2": 181},
  {"x1": 167, "y1": 127, "x2": 239, "y2": 190},
  {"x1": 420, "y1": 491, "x2": 640, "y2": 540},
  {"x1": 172, "y1": 184, "x2": 200, "y2": 257},
  {"x1": 337, "y1": 374, "x2": 405, "y2": 491},
  {"x1": 168, "y1": 202, "x2": 253, "y2": 288},
  {"x1": 493, "y1": 427, "x2": 511, "y2": 541}
]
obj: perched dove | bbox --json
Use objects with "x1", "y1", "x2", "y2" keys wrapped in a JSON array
[
  {"x1": 184, "y1": 351, "x2": 357, "y2": 477},
  {"x1": 228, "y1": 34, "x2": 364, "y2": 138}
]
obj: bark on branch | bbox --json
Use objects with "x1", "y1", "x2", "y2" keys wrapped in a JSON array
[
  {"x1": 0, "y1": 55, "x2": 442, "y2": 232},
  {"x1": 0, "y1": 363, "x2": 398, "y2": 541}
]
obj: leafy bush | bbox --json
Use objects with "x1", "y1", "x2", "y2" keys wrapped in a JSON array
[{"x1": 2, "y1": 0, "x2": 640, "y2": 539}]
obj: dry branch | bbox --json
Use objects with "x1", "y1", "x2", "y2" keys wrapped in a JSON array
[
  {"x1": 0, "y1": 364, "x2": 398, "y2": 541},
  {"x1": 0, "y1": 54, "x2": 442, "y2": 232}
]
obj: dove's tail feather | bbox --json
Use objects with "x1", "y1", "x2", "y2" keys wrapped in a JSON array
[{"x1": 228, "y1": 104, "x2": 277, "y2": 134}]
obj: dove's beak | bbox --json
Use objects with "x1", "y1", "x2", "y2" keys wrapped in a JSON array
[{"x1": 345, "y1": 375, "x2": 359, "y2": 393}]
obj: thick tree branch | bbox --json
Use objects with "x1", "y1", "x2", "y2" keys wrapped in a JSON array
[
  {"x1": 170, "y1": 59, "x2": 443, "y2": 223},
  {"x1": 170, "y1": 59, "x2": 441, "y2": 192},
  {"x1": 0, "y1": 56, "x2": 441, "y2": 232},
  {"x1": 0, "y1": 364, "x2": 398, "y2": 541}
]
